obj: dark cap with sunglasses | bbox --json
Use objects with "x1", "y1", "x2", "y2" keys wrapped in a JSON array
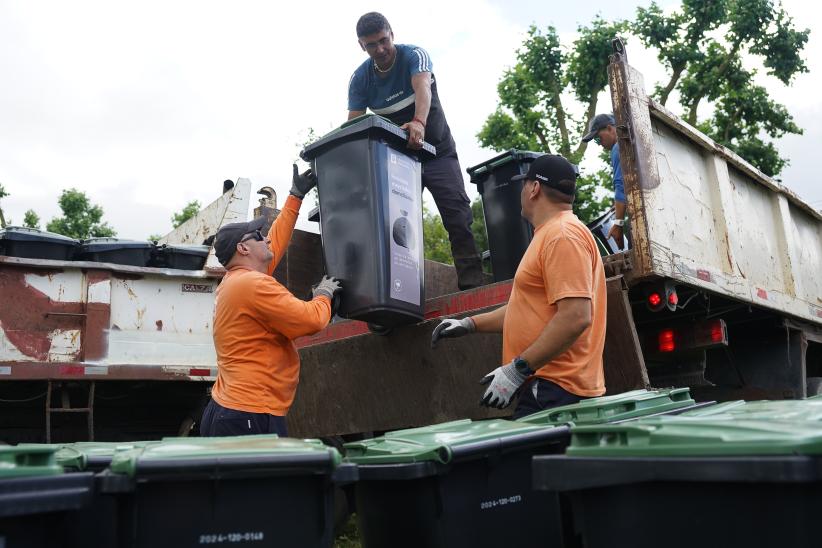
[{"x1": 214, "y1": 217, "x2": 267, "y2": 266}]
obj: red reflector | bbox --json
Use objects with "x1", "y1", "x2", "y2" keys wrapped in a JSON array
[
  {"x1": 668, "y1": 292, "x2": 678, "y2": 306},
  {"x1": 648, "y1": 293, "x2": 662, "y2": 307},
  {"x1": 710, "y1": 321, "x2": 724, "y2": 343},
  {"x1": 189, "y1": 368, "x2": 212, "y2": 377},
  {"x1": 658, "y1": 329, "x2": 675, "y2": 352}
]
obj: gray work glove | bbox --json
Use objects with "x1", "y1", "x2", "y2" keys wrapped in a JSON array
[
  {"x1": 479, "y1": 362, "x2": 530, "y2": 409},
  {"x1": 430, "y1": 317, "x2": 475, "y2": 348},
  {"x1": 312, "y1": 275, "x2": 341, "y2": 300},
  {"x1": 290, "y1": 164, "x2": 317, "y2": 199}
]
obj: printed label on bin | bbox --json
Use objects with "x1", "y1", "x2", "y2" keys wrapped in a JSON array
[{"x1": 387, "y1": 151, "x2": 422, "y2": 305}]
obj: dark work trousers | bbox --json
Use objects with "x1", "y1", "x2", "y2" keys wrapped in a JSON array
[
  {"x1": 200, "y1": 398, "x2": 288, "y2": 437},
  {"x1": 422, "y1": 153, "x2": 484, "y2": 289},
  {"x1": 511, "y1": 378, "x2": 587, "y2": 420}
]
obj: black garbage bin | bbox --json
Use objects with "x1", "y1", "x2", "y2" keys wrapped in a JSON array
[
  {"x1": 586, "y1": 207, "x2": 628, "y2": 255},
  {"x1": 345, "y1": 418, "x2": 571, "y2": 548},
  {"x1": 151, "y1": 244, "x2": 210, "y2": 270},
  {"x1": 301, "y1": 114, "x2": 435, "y2": 328},
  {"x1": 0, "y1": 226, "x2": 79, "y2": 260},
  {"x1": 99, "y1": 435, "x2": 353, "y2": 548},
  {"x1": 78, "y1": 238, "x2": 155, "y2": 267},
  {"x1": 466, "y1": 150, "x2": 541, "y2": 282},
  {"x1": 0, "y1": 444, "x2": 93, "y2": 548},
  {"x1": 533, "y1": 405, "x2": 822, "y2": 548}
]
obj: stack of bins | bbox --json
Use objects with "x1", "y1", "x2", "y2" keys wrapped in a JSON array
[
  {"x1": 345, "y1": 388, "x2": 696, "y2": 548},
  {"x1": 301, "y1": 114, "x2": 435, "y2": 328},
  {"x1": 532, "y1": 397, "x2": 822, "y2": 548},
  {"x1": 466, "y1": 150, "x2": 541, "y2": 282},
  {"x1": 96, "y1": 435, "x2": 354, "y2": 548},
  {"x1": 0, "y1": 444, "x2": 93, "y2": 547}
]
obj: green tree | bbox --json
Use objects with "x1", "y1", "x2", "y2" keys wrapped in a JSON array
[
  {"x1": 171, "y1": 200, "x2": 201, "y2": 229},
  {"x1": 633, "y1": 0, "x2": 809, "y2": 175},
  {"x1": 23, "y1": 209, "x2": 40, "y2": 229},
  {"x1": 46, "y1": 189, "x2": 116, "y2": 239},
  {"x1": 470, "y1": 197, "x2": 488, "y2": 257},
  {"x1": 422, "y1": 202, "x2": 453, "y2": 264},
  {"x1": 147, "y1": 234, "x2": 162, "y2": 242},
  {"x1": 478, "y1": 19, "x2": 624, "y2": 222}
]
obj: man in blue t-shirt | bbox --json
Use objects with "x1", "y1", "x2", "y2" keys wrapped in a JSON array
[
  {"x1": 347, "y1": 12, "x2": 484, "y2": 290},
  {"x1": 582, "y1": 113, "x2": 627, "y2": 249}
]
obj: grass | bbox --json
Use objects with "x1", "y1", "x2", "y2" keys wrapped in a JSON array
[{"x1": 334, "y1": 514, "x2": 361, "y2": 548}]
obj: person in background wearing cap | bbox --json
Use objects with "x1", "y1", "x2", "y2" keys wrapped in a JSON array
[
  {"x1": 199, "y1": 165, "x2": 342, "y2": 437},
  {"x1": 347, "y1": 11, "x2": 485, "y2": 290},
  {"x1": 582, "y1": 113, "x2": 627, "y2": 249},
  {"x1": 430, "y1": 155, "x2": 606, "y2": 418}
]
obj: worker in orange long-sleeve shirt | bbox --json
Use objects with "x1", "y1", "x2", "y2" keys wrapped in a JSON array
[{"x1": 200, "y1": 165, "x2": 342, "y2": 437}]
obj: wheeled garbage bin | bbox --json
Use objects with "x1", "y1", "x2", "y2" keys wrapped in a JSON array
[
  {"x1": 466, "y1": 150, "x2": 541, "y2": 281},
  {"x1": 98, "y1": 435, "x2": 354, "y2": 548},
  {"x1": 533, "y1": 405, "x2": 822, "y2": 548},
  {"x1": 78, "y1": 238, "x2": 155, "y2": 267},
  {"x1": 151, "y1": 244, "x2": 210, "y2": 270},
  {"x1": 0, "y1": 444, "x2": 93, "y2": 548},
  {"x1": 301, "y1": 114, "x2": 435, "y2": 328},
  {"x1": 0, "y1": 226, "x2": 79, "y2": 260},
  {"x1": 56, "y1": 441, "x2": 156, "y2": 548},
  {"x1": 345, "y1": 419, "x2": 570, "y2": 548}
]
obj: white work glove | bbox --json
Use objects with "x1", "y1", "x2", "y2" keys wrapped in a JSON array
[
  {"x1": 312, "y1": 276, "x2": 342, "y2": 300},
  {"x1": 430, "y1": 317, "x2": 475, "y2": 348},
  {"x1": 479, "y1": 362, "x2": 530, "y2": 409}
]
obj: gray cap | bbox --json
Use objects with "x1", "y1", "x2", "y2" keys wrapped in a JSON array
[{"x1": 581, "y1": 113, "x2": 615, "y2": 142}]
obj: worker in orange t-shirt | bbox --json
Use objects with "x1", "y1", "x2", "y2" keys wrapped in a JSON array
[
  {"x1": 431, "y1": 154, "x2": 606, "y2": 419},
  {"x1": 200, "y1": 165, "x2": 342, "y2": 437}
]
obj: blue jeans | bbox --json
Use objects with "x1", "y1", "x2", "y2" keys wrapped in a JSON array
[
  {"x1": 512, "y1": 378, "x2": 586, "y2": 420},
  {"x1": 200, "y1": 398, "x2": 288, "y2": 437}
]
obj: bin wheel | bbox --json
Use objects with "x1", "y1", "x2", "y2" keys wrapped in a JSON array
[{"x1": 367, "y1": 323, "x2": 393, "y2": 336}]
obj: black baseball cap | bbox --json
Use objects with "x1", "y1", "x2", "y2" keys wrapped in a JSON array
[
  {"x1": 214, "y1": 217, "x2": 266, "y2": 266},
  {"x1": 511, "y1": 154, "x2": 578, "y2": 196},
  {"x1": 581, "y1": 113, "x2": 615, "y2": 142}
]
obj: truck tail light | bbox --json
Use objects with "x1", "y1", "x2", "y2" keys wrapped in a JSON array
[
  {"x1": 649, "y1": 319, "x2": 728, "y2": 355},
  {"x1": 646, "y1": 281, "x2": 678, "y2": 312}
]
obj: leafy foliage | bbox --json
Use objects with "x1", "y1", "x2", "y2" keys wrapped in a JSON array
[
  {"x1": 478, "y1": 20, "x2": 626, "y2": 222},
  {"x1": 0, "y1": 183, "x2": 8, "y2": 228},
  {"x1": 633, "y1": 0, "x2": 809, "y2": 175},
  {"x1": 23, "y1": 210, "x2": 40, "y2": 229},
  {"x1": 422, "y1": 202, "x2": 453, "y2": 264},
  {"x1": 172, "y1": 200, "x2": 201, "y2": 229},
  {"x1": 46, "y1": 189, "x2": 116, "y2": 239}
]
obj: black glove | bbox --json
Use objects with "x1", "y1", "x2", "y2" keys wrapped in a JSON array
[{"x1": 290, "y1": 164, "x2": 317, "y2": 199}]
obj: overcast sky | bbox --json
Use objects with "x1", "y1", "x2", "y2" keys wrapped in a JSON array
[{"x1": 1, "y1": 0, "x2": 818, "y2": 239}]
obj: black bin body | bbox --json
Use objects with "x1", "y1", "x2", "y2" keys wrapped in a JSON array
[
  {"x1": 467, "y1": 150, "x2": 541, "y2": 282},
  {"x1": 353, "y1": 429, "x2": 570, "y2": 548},
  {"x1": 152, "y1": 244, "x2": 210, "y2": 270},
  {"x1": 0, "y1": 226, "x2": 78, "y2": 260},
  {"x1": 0, "y1": 473, "x2": 93, "y2": 548},
  {"x1": 78, "y1": 238, "x2": 154, "y2": 267},
  {"x1": 533, "y1": 455, "x2": 822, "y2": 548},
  {"x1": 302, "y1": 116, "x2": 435, "y2": 327}
]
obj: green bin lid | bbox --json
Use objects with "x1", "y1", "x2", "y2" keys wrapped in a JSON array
[
  {"x1": 55, "y1": 441, "x2": 156, "y2": 470},
  {"x1": 109, "y1": 435, "x2": 340, "y2": 477},
  {"x1": 300, "y1": 113, "x2": 436, "y2": 161},
  {"x1": 344, "y1": 418, "x2": 561, "y2": 465},
  {"x1": 0, "y1": 444, "x2": 63, "y2": 478},
  {"x1": 567, "y1": 417, "x2": 822, "y2": 457},
  {"x1": 517, "y1": 388, "x2": 695, "y2": 427},
  {"x1": 681, "y1": 399, "x2": 822, "y2": 422}
]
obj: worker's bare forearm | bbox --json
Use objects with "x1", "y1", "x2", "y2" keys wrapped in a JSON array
[
  {"x1": 519, "y1": 299, "x2": 591, "y2": 369},
  {"x1": 411, "y1": 73, "x2": 432, "y2": 123},
  {"x1": 471, "y1": 304, "x2": 506, "y2": 333},
  {"x1": 614, "y1": 200, "x2": 627, "y2": 220}
]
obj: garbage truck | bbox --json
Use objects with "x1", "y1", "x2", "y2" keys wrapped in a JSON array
[{"x1": 0, "y1": 41, "x2": 819, "y2": 444}]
